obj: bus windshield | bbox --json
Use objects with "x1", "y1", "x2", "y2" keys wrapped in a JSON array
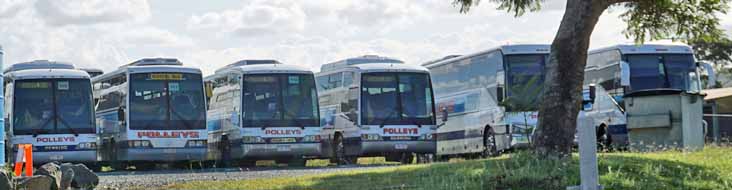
[
  {"x1": 129, "y1": 73, "x2": 206, "y2": 130},
  {"x1": 361, "y1": 72, "x2": 435, "y2": 126},
  {"x1": 13, "y1": 79, "x2": 94, "y2": 135},
  {"x1": 626, "y1": 54, "x2": 696, "y2": 92},
  {"x1": 241, "y1": 74, "x2": 320, "y2": 127},
  {"x1": 505, "y1": 54, "x2": 546, "y2": 111}
]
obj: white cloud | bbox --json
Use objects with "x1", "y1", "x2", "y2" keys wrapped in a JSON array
[
  {"x1": 0, "y1": 0, "x2": 26, "y2": 18},
  {"x1": 34, "y1": 0, "x2": 150, "y2": 26},
  {"x1": 187, "y1": 0, "x2": 306, "y2": 38}
]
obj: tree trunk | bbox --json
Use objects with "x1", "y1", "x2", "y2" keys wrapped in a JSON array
[{"x1": 533, "y1": 0, "x2": 611, "y2": 156}]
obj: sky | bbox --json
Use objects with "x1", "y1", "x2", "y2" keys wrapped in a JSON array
[{"x1": 0, "y1": 0, "x2": 730, "y2": 75}]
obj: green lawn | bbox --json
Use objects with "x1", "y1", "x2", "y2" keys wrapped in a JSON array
[{"x1": 165, "y1": 146, "x2": 732, "y2": 190}]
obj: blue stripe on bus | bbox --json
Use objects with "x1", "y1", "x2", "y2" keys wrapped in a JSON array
[
  {"x1": 436, "y1": 130, "x2": 483, "y2": 141},
  {"x1": 608, "y1": 124, "x2": 628, "y2": 135}
]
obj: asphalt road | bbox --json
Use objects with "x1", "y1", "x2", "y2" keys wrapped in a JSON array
[{"x1": 96, "y1": 165, "x2": 395, "y2": 190}]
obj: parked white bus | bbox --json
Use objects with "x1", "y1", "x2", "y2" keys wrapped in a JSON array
[
  {"x1": 317, "y1": 55, "x2": 436, "y2": 165},
  {"x1": 205, "y1": 60, "x2": 321, "y2": 166},
  {"x1": 93, "y1": 58, "x2": 207, "y2": 170},
  {"x1": 581, "y1": 44, "x2": 714, "y2": 150},
  {"x1": 3, "y1": 60, "x2": 98, "y2": 167},
  {"x1": 422, "y1": 44, "x2": 549, "y2": 158}
]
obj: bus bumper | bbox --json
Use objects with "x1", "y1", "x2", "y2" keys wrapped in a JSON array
[
  {"x1": 360, "y1": 141, "x2": 435, "y2": 155},
  {"x1": 237, "y1": 143, "x2": 321, "y2": 159},
  {"x1": 14, "y1": 150, "x2": 97, "y2": 164},
  {"x1": 118, "y1": 147, "x2": 207, "y2": 161}
]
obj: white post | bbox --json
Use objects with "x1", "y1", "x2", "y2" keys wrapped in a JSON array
[{"x1": 569, "y1": 111, "x2": 601, "y2": 190}]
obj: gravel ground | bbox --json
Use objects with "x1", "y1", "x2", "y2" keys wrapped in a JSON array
[{"x1": 96, "y1": 165, "x2": 395, "y2": 190}]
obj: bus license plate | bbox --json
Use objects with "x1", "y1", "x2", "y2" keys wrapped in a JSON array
[
  {"x1": 395, "y1": 144, "x2": 408, "y2": 150},
  {"x1": 277, "y1": 145, "x2": 291, "y2": 152},
  {"x1": 50, "y1": 155, "x2": 64, "y2": 160},
  {"x1": 271, "y1": 138, "x2": 296, "y2": 143},
  {"x1": 163, "y1": 149, "x2": 177, "y2": 154}
]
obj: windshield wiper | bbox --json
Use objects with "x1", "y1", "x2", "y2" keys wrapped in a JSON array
[
  {"x1": 31, "y1": 117, "x2": 54, "y2": 137},
  {"x1": 261, "y1": 112, "x2": 279, "y2": 130},
  {"x1": 378, "y1": 109, "x2": 398, "y2": 128},
  {"x1": 56, "y1": 116, "x2": 79, "y2": 136},
  {"x1": 170, "y1": 109, "x2": 195, "y2": 129},
  {"x1": 283, "y1": 111, "x2": 306, "y2": 129}
]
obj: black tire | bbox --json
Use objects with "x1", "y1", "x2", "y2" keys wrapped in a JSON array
[
  {"x1": 482, "y1": 128, "x2": 499, "y2": 158},
  {"x1": 416, "y1": 154, "x2": 433, "y2": 164},
  {"x1": 332, "y1": 134, "x2": 356, "y2": 165},
  {"x1": 399, "y1": 153, "x2": 415, "y2": 164},
  {"x1": 287, "y1": 159, "x2": 307, "y2": 167},
  {"x1": 597, "y1": 125, "x2": 612, "y2": 151},
  {"x1": 219, "y1": 136, "x2": 232, "y2": 168},
  {"x1": 238, "y1": 160, "x2": 257, "y2": 167},
  {"x1": 134, "y1": 162, "x2": 156, "y2": 171}
]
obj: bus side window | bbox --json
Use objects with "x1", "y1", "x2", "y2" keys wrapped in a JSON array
[{"x1": 343, "y1": 72, "x2": 353, "y2": 87}]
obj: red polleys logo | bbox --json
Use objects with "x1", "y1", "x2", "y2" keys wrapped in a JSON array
[
  {"x1": 383, "y1": 128, "x2": 418, "y2": 135},
  {"x1": 37, "y1": 137, "x2": 76, "y2": 143}
]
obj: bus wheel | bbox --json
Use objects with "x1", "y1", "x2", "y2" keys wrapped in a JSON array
[
  {"x1": 482, "y1": 128, "x2": 498, "y2": 158},
  {"x1": 134, "y1": 162, "x2": 156, "y2": 171},
  {"x1": 238, "y1": 160, "x2": 257, "y2": 168},
  {"x1": 416, "y1": 154, "x2": 433, "y2": 164},
  {"x1": 333, "y1": 134, "x2": 355, "y2": 165},
  {"x1": 399, "y1": 153, "x2": 415, "y2": 164},
  {"x1": 597, "y1": 125, "x2": 612, "y2": 151},
  {"x1": 287, "y1": 159, "x2": 307, "y2": 167}
]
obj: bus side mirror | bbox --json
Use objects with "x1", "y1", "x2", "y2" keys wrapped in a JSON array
[
  {"x1": 441, "y1": 108, "x2": 448, "y2": 122},
  {"x1": 588, "y1": 84, "x2": 596, "y2": 103},
  {"x1": 496, "y1": 86, "x2": 504, "y2": 103},
  {"x1": 117, "y1": 107, "x2": 125, "y2": 122},
  {"x1": 620, "y1": 61, "x2": 630, "y2": 88},
  {"x1": 346, "y1": 110, "x2": 357, "y2": 122},
  {"x1": 698, "y1": 62, "x2": 715, "y2": 89}
]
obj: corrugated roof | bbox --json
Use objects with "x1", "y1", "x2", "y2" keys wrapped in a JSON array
[{"x1": 703, "y1": 87, "x2": 732, "y2": 101}]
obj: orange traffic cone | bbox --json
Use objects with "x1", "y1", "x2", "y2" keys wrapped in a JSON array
[{"x1": 13, "y1": 144, "x2": 33, "y2": 176}]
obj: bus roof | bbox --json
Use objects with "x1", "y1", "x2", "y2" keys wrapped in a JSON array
[
  {"x1": 590, "y1": 43, "x2": 693, "y2": 55},
  {"x1": 422, "y1": 44, "x2": 550, "y2": 68},
  {"x1": 4, "y1": 60, "x2": 76, "y2": 74},
  {"x1": 92, "y1": 58, "x2": 200, "y2": 83},
  {"x1": 206, "y1": 63, "x2": 312, "y2": 81},
  {"x1": 215, "y1": 59, "x2": 282, "y2": 73},
  {"x1": 6, "y1": 68, "x2": 90, "y2": 80},
  {"x1": 346, "y1": 63, "x2": 429, "y2": 74},
  {"x1": 320, "y1": 55, "x2": 403, "y2": 72}
]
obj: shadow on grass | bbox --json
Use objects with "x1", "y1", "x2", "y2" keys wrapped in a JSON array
[{"x1": 274, "y1": 152, "x2": 728, "y2": 190}]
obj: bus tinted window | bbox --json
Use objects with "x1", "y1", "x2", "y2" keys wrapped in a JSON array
[
  {"x1": 626, "y1": 54, "x2": 695, "y2": 92},
  {"x1": 505, "y1": 54, "x2": 546, "y2": 110},
  {"x1": 361, "y1": 72, "x2": 435, "y2": 125},
  {"x1": 241, "y1": 74, "x2": 319, "y2": 127},
  {"x1": 129, "y1": 73, "x2": 206, "y2": 130},
  {"x1": 13, "y1": 79, "x2": 94, "y2": 135}
]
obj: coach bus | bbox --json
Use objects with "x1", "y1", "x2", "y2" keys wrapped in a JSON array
[
  {"x1": 422, "y1": 44, "x2": 549, "y2": 159},
  {"x1": 3, "y1": 60, "x2": 98, "y2": 168},
  {"x1": 317, "y1": 55, "x2": 436, "y2": 165},
  {"x1": 93, "y1": 58, "x2": 207, "y2": 170},
  {"x1": 581, "y1": 43, "x2": 713, "y2": 150},
  {"x1": 205, "y1": 60, "x2": 321, "y2": 167}
]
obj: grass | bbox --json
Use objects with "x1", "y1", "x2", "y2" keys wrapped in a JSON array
[{"x1": 163, "y1": 146, "x2": 732, "y2": 190}]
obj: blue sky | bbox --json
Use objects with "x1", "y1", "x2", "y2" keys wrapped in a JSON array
[{"x1": 1, "y1": 0, "x2": 730, "y2": 75}]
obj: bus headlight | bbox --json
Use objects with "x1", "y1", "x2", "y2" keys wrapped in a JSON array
[
  {"x1": 303, "y1": 135, "x2": 321, "y2": 142},
  {"x1": 419, "y1": 134, "x2": 434, "y2": 140},
  {"x1": 242, "y1": 136, "x2": 264, "y2": 143},
  {"x1": 127, "y1": 140, "x2": 152, "y2": 148},
  {"x1": 186, "y1": 140, "x2": 207, "y2": 148},
  {"x1": 361, "y1": 134, "x2": 382, "y2": 141},
  {"x1": 77, "y1": 142, "x2": 97, "y2": 150}
]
